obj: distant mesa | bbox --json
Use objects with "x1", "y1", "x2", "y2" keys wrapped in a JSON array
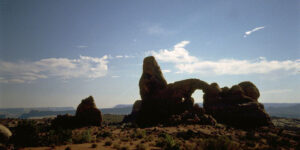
[
  {"x1": 52, "y1": 96, "x2": 102, "y2": 129},
  {"x1": 124, "y1": 56, "x2": 273, "y2": 128}
]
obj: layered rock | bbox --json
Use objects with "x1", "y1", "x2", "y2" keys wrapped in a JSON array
[{"x1": 126, "y1": 56, "x2": 273, "y2": 129}]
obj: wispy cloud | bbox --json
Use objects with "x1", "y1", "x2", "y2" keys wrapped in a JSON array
[
  {"x1": 0, "y1": 55, "x2": 108, "y2": 83},
  {"x1": 111, "y1": 75, "x2": 120, "y2": 78},
  {"x1": 149, "y1": 41, "x2": 300, "y2": 75},
  {"x1": 144, "y1": 24, "x2": 175, "y2": 36},
  {"x1": 244, "y1": 26, "x2": 265, "y2": 38},
  {"x1": 75, "y1": 45, "x2": 88, "y2": 49},
  {"x1": 262, "y1": 89, "x2": 293, "y2": 94},
  {"x1": 115, "y1": 55, "x2": 123, "y2": 58},
  {"x1": 114, "y1": 55, "x2": 135, "y2": 59},
  {"x1": 162, "y1": 69, "x2": 171, "y2": 73}
]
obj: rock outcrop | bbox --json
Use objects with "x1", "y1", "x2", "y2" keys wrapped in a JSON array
[
  {"x1": 125, "y1": 56, "x2": 273, "y2": 129},
  {"x1": 203, "y1": 82, "x2": 273, "y2": 129},
  {"x1": 52, "y1": 96, "x2": 102, "y2": 128},
  {"x1": 0, "y1": 124, "x2": 12, "y2": 144},
  {"x1": 75, "y1": 96, "x2": 102, "y2": 127},
  {"x1": 126, "y1": 56, "x2": 216, "y2": 126}
]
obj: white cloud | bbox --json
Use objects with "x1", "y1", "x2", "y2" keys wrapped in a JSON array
[
  {"x1": 148, "y1": 41, "x2": 300, "y2": 75},
  {"x1": 150, "y1": 41, "x2": 198, "y2": 63},
  {"x1": 244, "y1": 26, "x2": 265, "y2": 38},
  {"x1": 0, "y1": 55, "x2": 108, "y2": 83},
  {"x1": 162, "y1": 69, "x2": 171, "y2": 73}
]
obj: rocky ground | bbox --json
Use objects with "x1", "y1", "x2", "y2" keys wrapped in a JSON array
[{"x1": 0, "y1": 116, "x2": 299, "y2": 150}]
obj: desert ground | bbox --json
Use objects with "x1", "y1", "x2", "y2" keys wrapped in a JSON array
[{"x1": 1, "y1": 116, "x2": 299, "y2": 150}]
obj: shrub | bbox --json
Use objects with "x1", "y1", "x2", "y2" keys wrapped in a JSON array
[
  {"x1": 42, "y1": 128, "x2": 72, "y2": 145},
  {"x1": 11, "y1": 120, "x2": 40, "y2": 147},
  {"x1": 104, "y1": 140, "x2": 112, "y2": 146},
  {"x1": 176, "y1": 129, "x2": 197, "y2": 140},
  {"x1": 72, "y1": 129, "x2": 92, "y2": 144},
  {"x1": 113, "y1": 143, "x2": 121, "y2": 149},
  {"x1": 136, "y1": 143, "x2": 147, "y2": 150},
  {"x1": 198, "y1": 136, "x2": 240, "y2": 150},
  {"x1": 65, "y1": 146, "x2": 71, "y2": 150},
  {"x1": 156, "y1": 133, "x2": 180, "y2": 150},
  {"x1": 119, "y1": 146, "x2": 129, "y2": 150},
  {"x1": 130, "y1": 129, "x2": 146, "y2": 139},
  {"x1": 97, "y1": 130, "x2": 112, "y2": 138},
  {"x1": 91, "y1": 143, "x2": 97, "y2": 148}
]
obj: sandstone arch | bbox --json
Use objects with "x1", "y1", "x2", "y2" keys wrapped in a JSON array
[{"x1": 125, "y1": 56, "x2": 273, "y2": 128}]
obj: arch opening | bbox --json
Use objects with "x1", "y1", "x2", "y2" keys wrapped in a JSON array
[{"x1": 191, "y1": 90, "x2": 204, "y2": 107}]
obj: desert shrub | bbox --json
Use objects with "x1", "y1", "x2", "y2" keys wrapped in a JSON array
[
  {"x1": 119, "y1": 146, "x2": 129, "y2": 150},
  {"x1": 120, "y1": 136, "x2": 130, "y2": 142},
  {"x1": 156, "y1": 133, "x2": 180, "y2": 150},
  {"x1": 97, "y1": 130, "x2": 112, "y2": 138},
  {"x1": 91, "y1": 143, "x2": 97, "y2": 148},
  {"x1": 42, "y1": 128, "x2": 72, "y2": 145},
  {"x1": 104, "y1": 140, "x2": 112, "y2": 146},
  {"x1": 113, "y1": 143, "x2": 121, "y2": 149},
  {"x1": 176, "y1": 129, "x2": 197, "y2": 140},
  {"x1": 72, "y1": 129, "x2": 92, "y2": 144},
  {"x1": 198, "y1": 136, "x2": 240, "y2": 150},
  {"x1": 11, "y1": 120, "x2": 40, "y2": 147},
  {"x1": 130, "y1": 129, "x2": 146, "y2": 139},
  {"x1": 143, "y1": 135, "x2": 154, "y2": 142},
  {"x1": 136, "y1": 143, "x2": 147, "y2": 150},
  {"x1": 65, "y1": 146, "x2": 71, "y2": 150}
]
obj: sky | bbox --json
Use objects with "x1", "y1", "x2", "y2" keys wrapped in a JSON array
[{"x1": 0, "y1": 0, "x2": 299, "y2": 108}]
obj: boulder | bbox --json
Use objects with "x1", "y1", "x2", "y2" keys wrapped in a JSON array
[
  {"x1": 238, "y1": 81, "x2": 260, "y2": 100},
  {"x1": 0, "y1": 124, "x2": 12, "y2": 144},
  {"x1": 75, "y1": 96, "x2": 102, "y2": 127}
]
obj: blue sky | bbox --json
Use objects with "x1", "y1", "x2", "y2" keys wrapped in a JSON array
[{"x1": 0, "y1": 0, "x2": 299, "y2": 108}]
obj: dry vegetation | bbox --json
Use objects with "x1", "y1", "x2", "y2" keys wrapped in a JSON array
[{"x1": 1, "y1": 116, "x2": 299, "y2": 150}]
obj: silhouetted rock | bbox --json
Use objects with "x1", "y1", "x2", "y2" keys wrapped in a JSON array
[
  {"x1": 127, "y1": 56, "x2": 215, "y2": 126},
  {"x1": 126, "y1": 56, "x2": 273, "y2": 129},
  {"x1": 0, "y1": 124, "x2": 12, "y2": 144},
  {"x1": 52, "y1": 96, "x2": 102, "y2": 128},
  {"x1": 203, "y1": 82, "x2": 273, "y2": 129},
  {"x1": 51, "y1": 114, "x2": 77, "y2": 129},
  {"x1": 75, "y1": 96, "x2": 102, "y2": 127}
]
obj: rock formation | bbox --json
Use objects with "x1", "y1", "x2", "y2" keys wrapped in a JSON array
[
  {"x1": 126, "y1": 56, "x2": 216, "y2": 126},
  {"x1": 0, "y1": 124, "x2": 12, "y2": 145},
  {"x1": 75, "y1": 96, "x2": 102, "y2": 127},
  {"x1": 203, "y1": 82, "x2": 273, "y2": 129},
  {"x1": 125, "y1": 56, "x2": 273, "y2": 128},
  {"x1": 52, "y1": 96, "x2": 102, "y2": 128}
]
